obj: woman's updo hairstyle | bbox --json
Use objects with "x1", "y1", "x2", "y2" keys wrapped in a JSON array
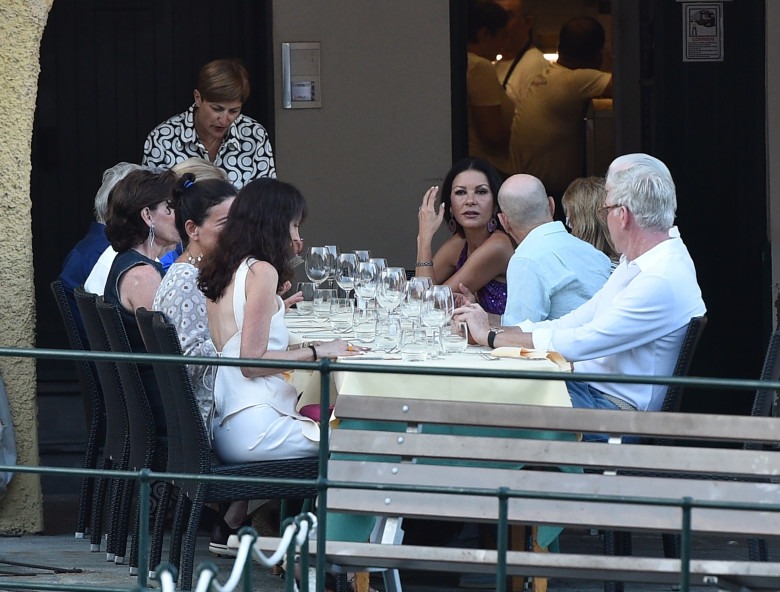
[{"x1": 169, "y1": 173, "x2": 237, "y2": 248}]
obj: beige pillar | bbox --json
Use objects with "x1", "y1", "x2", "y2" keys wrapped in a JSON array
[{"x1": 0, "y1": 0, "x2": 53, "y2": 534}]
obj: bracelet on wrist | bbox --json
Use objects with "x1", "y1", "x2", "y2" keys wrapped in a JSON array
[
  {"x1": 415, "y1": 260, "x2": 434, "y2": 267},
  {"x1": 309, "y1": 345, "x2": 318, "y2": 361}
]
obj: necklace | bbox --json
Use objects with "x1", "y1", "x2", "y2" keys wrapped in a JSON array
[{"x1": 186, "y1": 250, "x2": 203, "y2": 266}]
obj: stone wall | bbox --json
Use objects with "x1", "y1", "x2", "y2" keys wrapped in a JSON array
[{"x1": 0, "y1": 0, "x2": 52, "y2": 533}]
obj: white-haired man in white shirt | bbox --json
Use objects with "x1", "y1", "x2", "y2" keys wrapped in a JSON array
[{"x1": 454, "y1": 153, "x2": 706, "y2": 413}]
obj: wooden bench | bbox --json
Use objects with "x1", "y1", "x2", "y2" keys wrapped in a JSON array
[{"x1": 255, "y1": 394, "x2": 780, "y2": 592}]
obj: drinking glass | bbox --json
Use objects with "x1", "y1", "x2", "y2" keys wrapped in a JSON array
[
  {"x1": 368, "y1": 257, "x2": 387, "y2": 275},
  {"x1": 324, "y1": 245, "x2": 339, "y2": 287},
  {"x1": 353, "y1": 250, "x2": 371, "y2": 263},
  {"x1": 400, "y1": 327, "x2": 428, "y2": 362},
  {"x1": 399, "y1": 277, "x2": 428, "y2": 328},
  {"x1": 441, "y1": 319, "x2": 469, "y2": 354},
  {"x1": 313, "y1": 288, "x2": 337, "y2": 319},
  {"x1": 353, "y1": 261, "x2": 379, "y2": 309},
  {"x1": 374, "y1": 315, "x2": 402, "y2": 352},
  {"x1": 421, "y1": 285, "x2": 454, "y2": 359},
  {"x1": 305, "y1": 247, "x2": 330, "y2": 285},
  {"x1": 354, "y1": 307, "x2": 377, "y2": 342},
  {"x1": 329, "y1": 298, "x2": 355, "y2": 333},
  {"x1": 335, "y1": 253, "x2": 358, "y2": 297},
  {"x1": 376, "y1": 267, "x2": 406, "y2": 315},
  {"x1": 295, "y1": 281, "x2": 316, "y2": 315}
]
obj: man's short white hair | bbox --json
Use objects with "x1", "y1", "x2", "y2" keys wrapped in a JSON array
[{"x1": 606, "y1": 153, "x2": 676, "y2": 231}]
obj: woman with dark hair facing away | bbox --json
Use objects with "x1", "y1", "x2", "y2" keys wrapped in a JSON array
[
  {"x1": 143, "y1": 58, "x2": 275, "y2": 189},
  {"x1": 153, "y1": 173, "x2": 237, "y2": 427},
  {"x1": 199, "y1": 178, "x2": 362, "y2": 464},
  {"x1": 103, "y1": 168, "x2": 181, "y2": 435},
  {"x1": 416, "y1": 157, "x2": 514, "y2": 314},
  {"x1": 561, "y1": 176, "x2": 619, "y2": 268}
]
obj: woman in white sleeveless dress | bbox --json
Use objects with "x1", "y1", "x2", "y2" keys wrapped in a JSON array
[{"x1": 199, "y1": 178, "x2": 360, "y2": 463}]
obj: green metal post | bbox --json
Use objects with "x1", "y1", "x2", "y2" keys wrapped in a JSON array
[
  {"x1": 137, "y1": 469, "x2": 151, "y2": 590},
  {"x1": 679, "y1": 497, "x2": 692, "y2": 592},
  {"x1": 496, "y1": 488, "x2": 508, "y2": 592},
  {"x1": 316, "y1": 358, "x2": 332, "y2": 592}
]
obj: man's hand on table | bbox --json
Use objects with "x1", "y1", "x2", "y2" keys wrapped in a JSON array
[
  {"x1": 453, "y1": 303, "x2": 535, "y2": 349},
  {"x1": 453, "y1": 302, "x2": 491, "y2": 346}
]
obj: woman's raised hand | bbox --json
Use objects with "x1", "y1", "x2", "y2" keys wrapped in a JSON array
[{"x1": 417, "y1": 185, "x2": 444, "y2": 240}]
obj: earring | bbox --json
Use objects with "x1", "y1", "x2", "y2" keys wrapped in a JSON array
[
  {"x1": 487, "y1": 217, "x2": 497, "y2": 233},
  {"x1": 448, "y1": 218, "x2": 457, "y2": 234},
  {"x1": 148, "y1": 224, "x2": 155, "y2": 249}
]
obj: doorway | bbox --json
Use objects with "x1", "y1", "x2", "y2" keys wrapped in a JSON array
[{"x1": 33, "y1": 0, "x2": 274, "y2": 383}]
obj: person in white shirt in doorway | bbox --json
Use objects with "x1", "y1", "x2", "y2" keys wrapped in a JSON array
[{"x1": 454, "y1": 153, "x2": 706, "y2": 413}]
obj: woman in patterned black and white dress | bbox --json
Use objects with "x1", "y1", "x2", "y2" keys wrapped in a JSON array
[{"x1": 142, "y1": 59, "x2": 276, "y2": 189}]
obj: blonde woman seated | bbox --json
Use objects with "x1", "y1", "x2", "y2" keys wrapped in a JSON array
[
  {"x1": 198, "y1": 178, "x2": 361, "y2": 463},
  {"x1": 562, "y1": 176, "x2": 620, "y2": 269},
  {"x1": 416, "y1": 157, "x2": 514, "y2": 314}
]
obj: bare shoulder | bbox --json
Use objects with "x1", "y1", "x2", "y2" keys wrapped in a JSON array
[
  {"x1": 123, "y1": 262, "x2": 162, "y2": 286},
  {"x1": 436, "y1": 235, "x2": 467, "y2": 264},
  {"x1": 482, "y1": 230, "x2": 515, "y2": 256},
  {"x1": 245, "y1": 260, "x2": 279, "y2": 289}
]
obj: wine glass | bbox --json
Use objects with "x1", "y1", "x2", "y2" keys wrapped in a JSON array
[
  {"x1": 353, "y1": 261, "x2": 379, "y2": 310},
  {"x1": 353, "y1": 250, "x2": 371, "y2": 263},
  {"x1": 368, "y1": 257, "x2": 387, "y2": 275},
  {"x1": 421, "y1": 285, "x2": 455, "y2": 359},
  {"x1": 335, "y1": 253, "x2": 358, "y2": 298},
  {"x1": 376, "y1": 267, "x2": 406, "y2": 316},
  {"x1": 324, "y1": 245, "x2": 339, "y2": 287},
  {"x1": 305, "y1": 247, "x2": 329, "y2": 285},
  {"x1": 400, "y1": 277, "x2": 428, "y2": 328}
]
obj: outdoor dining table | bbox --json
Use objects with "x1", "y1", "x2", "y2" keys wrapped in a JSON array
[
  {"x1": 284, "y1": 312, "x2": 573, "y2": 410},
  {"x1": 284, "y1": 312, "x2": 576, "y2": 551}
]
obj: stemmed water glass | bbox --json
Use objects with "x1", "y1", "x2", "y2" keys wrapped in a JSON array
[
  {"x1": 353, "y1": 250, "x2": 371, "y2": 263},
  {"x1": 305, "y1": 247, "x2": 330, "y2": 286},
  {"x1": 353, "y1": 261, "x2": 379, "y2": 311},
  {"x1": 368, "y1": 257, "x2": 387, "y2": 275},
  {"x1": 376, "y1": 267, "x2": 406, "y2": 317},
  {"x1": 324, "y1": 245, "x2": 339, "y2": 288},
  {"x1": 399, "y1": 277, "x2": 428, "y2": 328},
  {"x1": 421, "y1": 285, "x2": 455, "y2": 359},
  {"x1": 334, "y1": 253, "x2": 358, "y2": 298}
]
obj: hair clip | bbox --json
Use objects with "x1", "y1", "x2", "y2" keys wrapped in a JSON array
[{"x1": 183, "y1": 179, "x2": 195, "y2": 189}]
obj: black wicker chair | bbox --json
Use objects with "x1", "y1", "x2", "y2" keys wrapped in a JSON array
[
  {"x1": 96, "y1": 298, "x2": 167, "y2": 571},
  {"x1": 50, "y1": 279, "x2": 106, "y2": 539},
  {"x1": 73, "y1": 285, "x2": 131, "y2": 557},
  {"x1": 134, "y1": 307, "x2": 178, "y2": 578},
  {"x1": 151, "y1": 313, "x2": 318, "y2": 591},
  {"x1": 604, "y1": 315, "x2": 707, "y2": 592}
]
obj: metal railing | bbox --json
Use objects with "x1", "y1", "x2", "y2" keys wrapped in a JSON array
[{"x1": 0, "y1": 345, "x2": 778, "y2": 592}]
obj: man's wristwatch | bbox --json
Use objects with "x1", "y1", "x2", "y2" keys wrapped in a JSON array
[{"x1": 487, "y1": 328, "x2": 505, "y2": 349}]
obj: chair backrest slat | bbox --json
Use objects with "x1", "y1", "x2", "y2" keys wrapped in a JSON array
[
  {"x1": 152, "y1": 314, "x2": 213, "y2": 474},
  {"x1": 74, "y1": 286, "x2": 128, "y2": 460},
  {"x1": 96, "y1": 298, "x2": 158, "y2": 469}
]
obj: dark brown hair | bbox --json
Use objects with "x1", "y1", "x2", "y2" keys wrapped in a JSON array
[
  {"x1": 169, "y1": 174, "x2": 237, "y2": 248},
  {"x1": 199, "y1": 178, "x2": 307, "y2": 300},
  {"x1": 105, "y1": 169, "x2": 178, "y2": 252},
  {"x1": 197, "y1": 58, "x2": 250, "y2": 103},
  {"x1": 440, "y1": 157, "x2": 505, "y2": 238}
]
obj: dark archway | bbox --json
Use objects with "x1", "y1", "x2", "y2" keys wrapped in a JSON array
[{"x1": 33, "y1": 0, "x2": 274, "y2": 381}]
